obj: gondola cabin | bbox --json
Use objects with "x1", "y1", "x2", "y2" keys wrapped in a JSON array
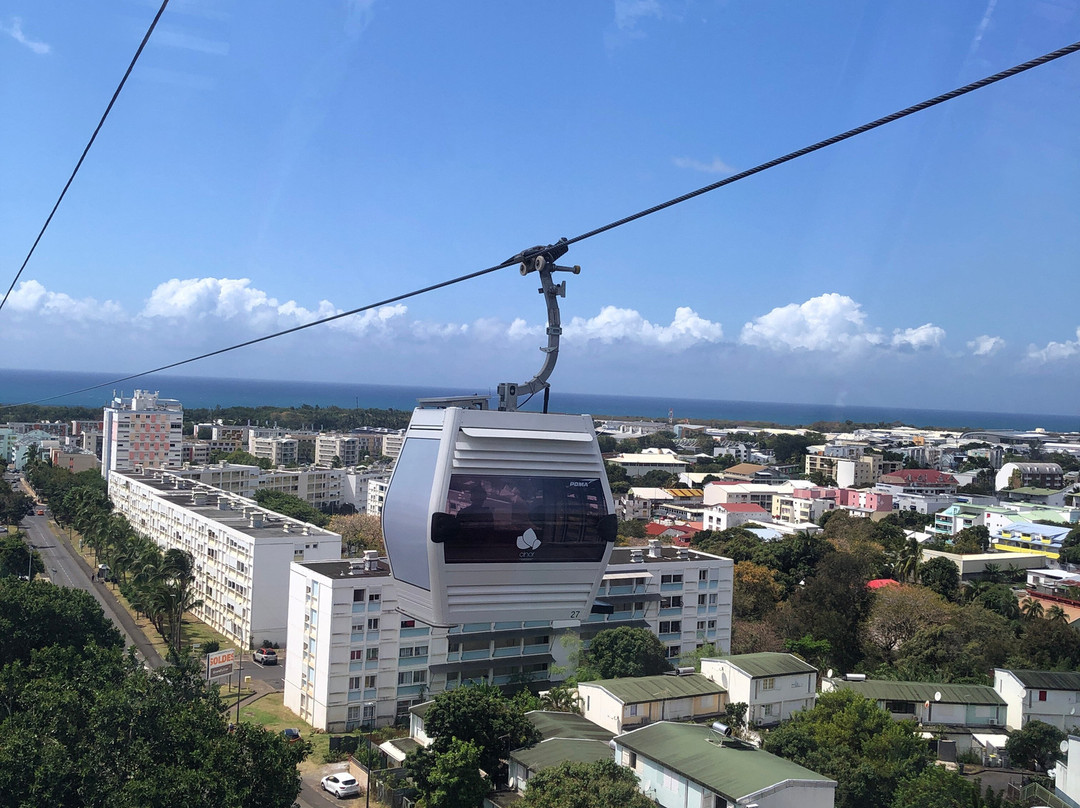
[{"x1": 382, "y1": 405, "x2": 617, "y2": 626}]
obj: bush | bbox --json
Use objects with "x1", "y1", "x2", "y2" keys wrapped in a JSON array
[{"x1": 202, "y1": 640, "x2": 220, "y2": 655}]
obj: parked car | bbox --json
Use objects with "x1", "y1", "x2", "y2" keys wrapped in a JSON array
[
  {"x1": 321, "y1": 774, "x2": 360, "y2": 798},
  {"x1": 282, "y1": 728, "x2": 302, "y2": 743},
  {"x1": 253, "y1": 647, "x2": 277, "y2": 665}
]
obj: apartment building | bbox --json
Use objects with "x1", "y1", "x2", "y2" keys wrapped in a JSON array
[
  {"x1": 315, "y1": 434, "x2": 362, "y2": 467},
  {"x1": 101, "y1": 390, "x2": 183, "y2": 480},
  {"x1": 259, "y1": 467, "x2": 344, "y2": 510},
  {"x1": 108, "y1": 469, "x2": 341, "y2": 648},
  {"x1": 249, "y1": 435, "x2": 298, "y2": 467},
  {"x1": 284, "y1": 544, "x2": 733, "y2": 731}
]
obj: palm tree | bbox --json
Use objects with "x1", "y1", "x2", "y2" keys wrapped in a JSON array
[
  {"x1": 895, "y1": 536, "x2": 921, "y2": 583},
  {"x1": 1021, "y1": 598, "x2": 1045, "y2": 621},
  {"x1": 1046, "y1": 605, "x2": 1069, "y2": 623},
  {"x1": 539, "y1": 682, "x2": 584, "y2": 714}
]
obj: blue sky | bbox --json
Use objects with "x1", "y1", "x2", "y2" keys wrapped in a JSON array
[{"x1": 2, "y1": 1, "x2": 1079, "y2": 414}]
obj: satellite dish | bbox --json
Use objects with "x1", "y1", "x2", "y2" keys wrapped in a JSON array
[
  {"x1": 1062, "y1": 740, "x2": 1071, "y2": 754},
  {"x1": 826, "y1": 669, "x2": 834, "y2": 679},
  {"x1": 934, "y1": 692, "x2": 942, "y2": 702}
]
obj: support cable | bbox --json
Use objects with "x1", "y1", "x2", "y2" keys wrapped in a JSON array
[{"x1": 0, "y1": 0, "x2": 171, "y2": 315}]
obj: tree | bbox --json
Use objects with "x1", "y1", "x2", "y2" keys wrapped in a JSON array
[
  {"x1": 893, "y1": 536, "x2": 922, "y2": 583},
  {"x1": 0, "y1": 487, "x2": 34, "y2": 525},
  {"x1": 617, "y1": 519, "x2": 646, "y2": 540},
  {"x1": 1020, "y1": 598, "x2": 1044, "y2": 621},
  {"x1": 919, "y1": 557, "x2": 960, "y2": 601},
  {"x1": 763, "y1": 689, "x2": 932, "y2": 808},
  {"x1": 253, "y1": 489, "x2": 330, "y2": 527},
  {"x1": 890, "y1": 765, "x2": 977, "y2": 808},
  {"x1": 582, "y1": 627, "x2": 670, "y2": 680},
  {"x1": 407, "y1": 738, "x2": 489, "y2": 808},
  {"x1": 732, "y1": 561, "x2": 781, "y2": 620},
  {"x1": 862, "y1": 585, "x2": 953, "y2": 666},
  {"x1": 952, "y1": 525, "x2": 990, "y2": 554},
  {"x1": 538, "y1": 681, "x2": 583, "y2": 714},
  {"x1": 974, "y1": 584, "x2": 1020, "y2": 621},
  {"x1": 519, "y1": 760, "x2": 655, "y2": 808},
  {"x1": 329, "y1": 512, "x2": 385, "y2": 556},
  {"x1": 895, "y1": 603, "x2": 1016, "y2": 683},
  {"x1": 418, "y1": 683, "x2": 541, "y2": 783},
  {"x1": 0, "y1": 534, "x2": 43, "y2": 580},
  {"x1": 1004, "y1": 720, "x2": 1065, "y2": 771}
]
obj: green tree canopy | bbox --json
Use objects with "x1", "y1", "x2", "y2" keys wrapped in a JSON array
[
  {"x1": 919, "y1": 556, "x2": 961, "y2": 601},
  {"x1": 519, "y1": 759, "x2": 654, "y2": 808},
  {"x1": 418, "y1": 683, "x2": 541, "y2": 782},
  {"x1": 889, "y1": 765, "x2": 977, "y2": 808},
  {"x1": 763, "y1": 689, "x2": 932, "y2": 808},
  {"x1": 582, "y1": 626, "x2": 670, "y2": 680},
  {"x1": 1004, "y1": 719, "x2": 1065, "y2": 771},
  {"x1": 406, "y1": 739, "x2": 490, "y2": 808},
  {"x1": 252, "y1": 489, "x2": 330, "y2": 527}
]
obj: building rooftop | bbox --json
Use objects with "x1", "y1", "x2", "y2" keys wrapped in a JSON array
[
  {"x1": 879, "y1": 469, "x2": 958, "y2": 486},
  {"x1": 826, "y1": 678, "x2": 1005, "y2": 706},
  {"x1": 1000, "y1": 669, "x2": 1080, "y2": 691},
  {"x1": 301, "y1": 558, "x2": 392, "y2": 579},
  {"x1": 114, "y1": 469, "x2": 341, "y2": 543},
  {"x1": 580, "y1": 673, "x2": 725, "y2": 705},
  {"x1": 710, "y1": 652, "x2": 818, "y2": 679},
  {"x1": 617, "y1": 722, "x2": 834, "y2": 801},
  {"x1": 526, "y1": 710, "x2": 615, "y2": 742},
  {"x1": 607, "y1": 546, "x2": 724, "y2": 565},
  {"x1": 715, "y1": 503, "x2": 770, "y2": 513},
  {"x1": 512, "y1": 738, "x2": 613, "y2": 771}
]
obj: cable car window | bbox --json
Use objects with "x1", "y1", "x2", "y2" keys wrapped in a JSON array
[
  {"x1": 383, "y1": 437, "x2": 440, "y2": 589},
  {"x1": 438, "y1": 475, "x2": 614, "y2": 563}
]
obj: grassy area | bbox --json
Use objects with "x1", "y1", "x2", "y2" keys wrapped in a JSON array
[{"x1": 238, "y1": 692, "x2": 330, "y2": 774}]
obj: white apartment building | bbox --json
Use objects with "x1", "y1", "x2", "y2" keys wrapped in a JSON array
[
  {"x1": 249, "y1": 436, "x2": 298, "y2": 467},
  {"x1": 259, "y1": 467, "x2": 344, "y2": 510},
  {"x1": 343, "y1": 468, "x2": 391, "y2": 513},
  {"x1": 172, "y1": 463, "x2": 262, "y2": 498},
  {"x1": 367, "y1": 476, "x2": 390, "y2": 516},
  {"x1": 701, "y1": 652, "x2": 818, "y2": 727},
  {"x1": 316, "y1": 434, "x2": 361, "y2": 467},
  {"x1": 381, "y1": 431, "x2": 404, "y2": 461},
  {"x1": 284, "y1": 544, "x2": 733, "y2": 731},
  {"x1": 101, "y1": 390, "x2": 183, "y2": 480},
  {"x1": 108, "y1": 469, "x2": 341, "y2": 649}
]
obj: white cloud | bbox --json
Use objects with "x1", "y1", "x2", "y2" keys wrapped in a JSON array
[
  {"x1": 154, "y1": 29, "x2": 229, "y2": 56},
  {"x1": 1, "y1": 17, "x2": 50, "y2": 54},
  {"x1": 968, "y1": 334, "x2": 1005, "y2": 356},
  {"x1": 891, "y1": 323, "x2": 945, "y2": 350},
  {"x1": 1028, "y1": 328, "x2": 1080, "y2": 362},
  {"x1": 739, "y1": 293, "x2": 882, "y2": 351},
  {"x1": 7, "y1": 279, "x2": 122, "y2": 321},
  {"x1": 673, "y1": 156, "x2": 734, "y2": 175},
  {"x1": 563, "y1": 305, "x2": 723, "y2": 346},
  {"x1": 613, "y1": 0, "x2": 662, "y2": 30}
]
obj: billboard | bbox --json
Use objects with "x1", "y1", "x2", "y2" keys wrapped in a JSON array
[{"x1": 206, "y1": 649, "x2": 236, "y2": 681}]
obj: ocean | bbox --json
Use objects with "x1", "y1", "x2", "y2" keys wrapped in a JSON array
[{"x1": 1, "y1": 367, "x2": 1076, "y2": 432}]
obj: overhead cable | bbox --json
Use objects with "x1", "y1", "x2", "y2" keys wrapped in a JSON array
[{"x1": 0, "y1": 0, "x2": 171, "y2": 315}]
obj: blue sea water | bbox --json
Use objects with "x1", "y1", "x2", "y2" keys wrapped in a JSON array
[{"x1": 0, "y1": 367, "x2": 1076, "y2": 432}]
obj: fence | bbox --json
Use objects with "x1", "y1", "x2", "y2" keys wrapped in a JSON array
[{"x1": 1006, "y1": 780, "x2": 1070, "y2": 808}]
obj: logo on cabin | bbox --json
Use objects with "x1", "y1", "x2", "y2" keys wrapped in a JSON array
[{"x1": 516, "y1": 528, "x2": 541, "y2": 553}]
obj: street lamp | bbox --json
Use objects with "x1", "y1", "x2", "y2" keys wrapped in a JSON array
[{"x1": 26, "y1": 543, "x2": 36, "y2": 580}]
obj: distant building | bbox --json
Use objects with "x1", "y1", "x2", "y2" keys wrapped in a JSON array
[
  {"x1": 576, "y1": 672, "x2": 727, "y2": 735},
  {"x1": 996, "y1": 462, "x2": 1064, "y2": 493},
  {"x1": 875, "y1": 469, "x2": 957, "y2": 498},
  {"x1": 702, "y1": 502, "x2": 772, "y2": 531},
  {"x1": 606, "y1": 449, "x2": 690, "y2": 478},
  {"x1": 701, "y1": 652, "x2": 818, "y2": 728},
  {"x1": 101, "y1": 390, "x2": 183, "y2": 480},
  {"x1": 994, "y1": 669, "x2": 1080, "y2": 731}
]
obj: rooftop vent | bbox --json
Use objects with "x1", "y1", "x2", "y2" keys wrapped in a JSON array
[
  {"x1": 192, "y1": 493, "x2": 207, "y2": 506},
  {"x1": 630, "y1": 548, "x2": 645, "y2": 564},
  {"x1": 363, "y1": 549, "x2": 379, "y2": 571},
  {"x1": 648, "y1": 538, "x2": 663, "y2": 558},
  {"x1": 282, "y1": 523, "x2": 291, "y2": 534},
  {"x1": 677, "y1": 547, "x2": 689, "y2": 560},
  {"x1": 249, "y1": 512, "x2": 264, "y2": 529}
]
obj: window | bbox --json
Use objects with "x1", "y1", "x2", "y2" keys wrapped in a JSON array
[
  {"x1": 353, "y1": 588, "x2": 366, "y2": 602},
  {"x1": 660, "y1": 595, "x2": 683, "y2": 608},
  {"x1": 697, "y1": 621, "x2": 705, "y2": 630},
  {"x1": 661, "y1": 573, "x2": 683, "y2": 585},
  {"x1": 659, "y1": 620, "x2": 681, "y2": 634},
  {"x1": 707, "y1": 620, "x2": 716, "y2": 629},
  {"x1": 367, "y1": 618, "x2": 380, "y2": 631},
  {"x1": 885, "y1": 700, "x2": 916, "y2": 714},
  {"x1": 1039, "y1": 690, "x2": 1048, "y2": 701},
  {"x1": 352, "y1": 623, "x2": 364, "y2": 633},
  {"x1": 348, "y1": 676, "x2": 362, "y2": 690},
  {"x1": 447, "y1": 640, "x2": 460, "y2": 653},
  {"x1": 763, "y1": 703, "x2": 775, "y2": 716},
  {"x1": 495, "y1": 637, "x2": 520, "y2": 651},
  {"x1": 761, "y1": 677, "x2": 776, "y2": 690},
  {"x1": 350, "y1": 649, "x2": 364, "y2": 661},
  {"x1": 369, "y1": 593, "x2": 381, "y2": 603},
  {"x1": 463, "y1": 639, "x2": 489, "y2": 653},
  {"x1": 524, "y1": 634, "x2": 550, "y2": 646},
  {"x1": 708, "y1": 594, "x2": 718, "y2": 605},
  {"x1": 627, "y1": 704, "x2": 638, "y2": 716},
  {"x1": 363, "y1": 703, "x2": 376, "y2": 721},
  {"x1": 665, "y1": 645, "x2": 681, "y2": 658},
  {"x1": 401, "y1": 619, "x2": 415, "y2": 628},
  {"x1": 365, "y1": 648, "x2": 379, "y2": 661},
  {"x1": 697, "y1": 594, "x2": 706, "y2": 606},
  {"x1": 365, "y1": 674, "x2": 377, "y2": 688},
  {"x1": 398, "y1": 670, "x2": 427, "y2": 686},
  {"x1": 399, "y1": 645, "x2": 429, "y2": 657},
  {"x1": 699, "y1": 569, "x2": 708, "y2": 581}
]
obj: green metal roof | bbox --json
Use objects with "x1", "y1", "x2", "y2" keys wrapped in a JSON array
[
  {"x1": 719, "y1": 653, "x2": 818, "y2": 679},
  {"x1": 582, "y1": 673, "x2": 725, "y2": 705},
  {"x1": 829, "y1": 679, "x2": 1005, "y2": 706},
  {"x1": 527, "y1": 711, "x2": 615, "y2": 742},
  {"x1": 1007, "y1": 670, "x2": 1080, "y2": 691},
  {"x1": 511, "y1": 739, "x2": 614, "y2": 772},
  {"x1": 617, "y1": 722, "x2": 834, "y2": 800}
]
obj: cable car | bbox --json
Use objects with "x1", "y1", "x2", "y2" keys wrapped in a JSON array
[{"x1": 381, "y1": 242, "x2": 617, "y2": 625}]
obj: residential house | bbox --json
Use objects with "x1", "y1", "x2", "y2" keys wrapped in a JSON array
[
  {"x1": 606, "y1": 448, "x2": 690, "y2": 478},
  {"x1": 576, "y1": 672, "x2": 727, "y2": 735},
  {"x1": 875, "y1": 469, "x2": 958, "y2": 498},
  {"x1": 507, "y1": 711, "x2": 616, "y2": 793},
  {"x1": 612, "y1": 722, "x2": 836, "y2": 808},
  {"x1": 992, "y1": 521, "x2": 1072, "y2": 559},
  {"x1": 994, "y1": 669, "x2": 1080, "y2": 732},
  {"x1": 700, "y1": 652, "x2": 818, "y2": 728},
  {"x1": 702, "y1": 502, "x2": 772, "y2": 531},
  {"x1": 716, "y1": 463, "x2": 789, "y2": 484},
  {"x1": 823, "y1": 677, "x2": 1007, "y2": 749}
]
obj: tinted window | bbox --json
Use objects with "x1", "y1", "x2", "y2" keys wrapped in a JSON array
[
  {"x1": 382, "y1": 437, "x2": 439, "y2": 589},
  {"x1": 441, "y1": 475, "x2": 610, "y2": 563}
]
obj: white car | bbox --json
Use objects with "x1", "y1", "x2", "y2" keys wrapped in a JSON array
[{"x1": 321, "y1": 774, "x2": 360, "y2": 799}]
